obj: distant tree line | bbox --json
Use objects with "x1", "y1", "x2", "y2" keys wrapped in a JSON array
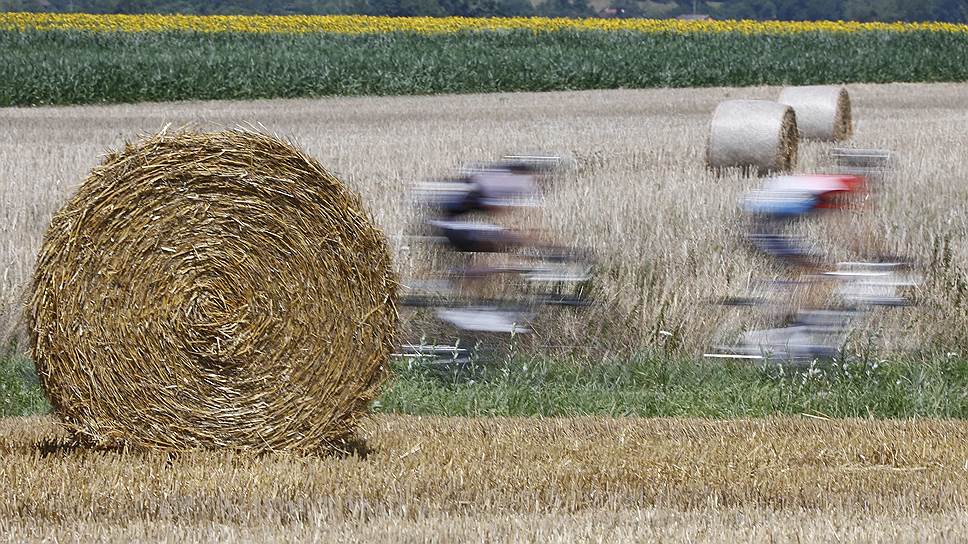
[
  {"x1": 707, "y1": 0, "x2": 966, "y2": 22},
  {"x1": 0, "y1": 0, "x2": 579, "y2": 17},
  {"x1": 0, "y1": 0, "x2": 966, "y2": 21}
]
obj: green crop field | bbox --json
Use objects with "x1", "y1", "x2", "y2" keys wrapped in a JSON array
[{"x1": 3, "y1": 28, "x2": 968, "y2": 106}]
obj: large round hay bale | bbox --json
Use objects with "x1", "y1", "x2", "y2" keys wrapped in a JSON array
[
  {"x1": 706, "y1": 100, "x2": 799, "y2": 175},
  {"x1": 778, "y1": 85, "x2": 852, "y2": 141},
  {"x1": 27, "y1": 129, "x2": 397, "y2": 451}
]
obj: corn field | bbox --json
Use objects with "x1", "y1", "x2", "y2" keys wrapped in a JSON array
[{"x1": 2, "y1": 27, "x2": 968, "y2": 106}]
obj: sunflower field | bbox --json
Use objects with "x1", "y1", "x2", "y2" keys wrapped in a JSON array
[
  {"x1": 2, "y1": 12, "x2": 967, "y2": 106},
  {"x1": 3, "y1": 13, "x2": 968, "y2": 34}
]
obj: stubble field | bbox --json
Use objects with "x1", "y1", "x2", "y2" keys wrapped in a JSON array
[
  {"x1": 3, "y1": 82, "x2": 968, "y2": 356},
  {"x1": 1, "y1": 414, "x2": 967, "y2": 542}
]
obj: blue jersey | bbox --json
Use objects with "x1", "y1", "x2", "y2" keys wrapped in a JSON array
[{"x1": 744, "y1": 192, "x2": 820, "y2": 218}]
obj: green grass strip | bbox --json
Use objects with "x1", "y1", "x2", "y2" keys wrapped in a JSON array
[
  {"x1": 0, "y1": 353, "x2": 49, "y2": 417},
  {"x1": 377, "y1": 355, "x2": 968, "y2": 418},
  {"x1": 4, "y1": 351, "x2": 967, "y2": 419}
]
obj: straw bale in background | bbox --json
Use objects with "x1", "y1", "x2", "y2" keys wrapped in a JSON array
[
  {"x1": 706, "y1": 99, "x2": 799, "y2": 175},
  {"x1": 779, "y1": 85, "x2": 853, "y2": 141}
]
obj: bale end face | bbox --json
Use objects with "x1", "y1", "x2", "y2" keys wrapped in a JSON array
[
  {"x1": 706, "y1": 99, "x2": 799, "y2": 176},
  {"x1": 27, "y1": 129, "x2": 398, "y2": 452},
  {"x1": 778, "y1": 85, "x2": 853, "y2": 142}
]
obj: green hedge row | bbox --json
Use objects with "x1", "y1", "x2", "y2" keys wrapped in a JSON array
[{"x1": 3, "y1": 29, "x2": 968, "y2": 106}]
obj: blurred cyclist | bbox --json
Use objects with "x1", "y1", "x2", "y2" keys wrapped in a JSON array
[
  {"x1": 407, "y1": 158, "x2": 592, "y2": 337},
  {"x1": 743, "y1": 174, "x2": 866, "y2": 270},
  {"x1": 427, "y1": 161, "x2": 541, "y2": 256}
]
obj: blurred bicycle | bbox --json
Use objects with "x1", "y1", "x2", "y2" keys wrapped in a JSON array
[
  {"x1": 396, "y1": 155, "x2": 594, "y2": 373},
  {"x1": 706, "y1": 157, "x2": 919, "y2": 364}
]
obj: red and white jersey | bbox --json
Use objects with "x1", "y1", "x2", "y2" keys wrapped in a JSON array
[
  {"x1": 761, "y1": 174, "x2": 865, "y2": 207},
  {"x1": 746, "y1": 174, "x2": 866, "y2": 216}
]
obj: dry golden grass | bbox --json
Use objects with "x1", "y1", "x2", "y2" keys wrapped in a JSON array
[
  {"x1": 0, "y1": 414, "x2": 966, "y2": 542},
  {"x1": 3, "y1": 82, "x2": 968, "y2": 354}
]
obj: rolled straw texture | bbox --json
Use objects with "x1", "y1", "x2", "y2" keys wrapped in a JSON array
[
  {"x1": 27, "y1": 129, "x2": 397, "y2": 451},
  {"x1": 779, "y1": 85, "x2": 853, "y2": 141},
  {"x1": 706, "y1": 99, "x2": 799, "y2": 175}
]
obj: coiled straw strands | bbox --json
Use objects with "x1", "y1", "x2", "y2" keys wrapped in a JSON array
[
  {"x1": 27, "y1": 129, "x2": 398, "y2": 451},
  {"x1": 706, "y1": 99, "x2": 799, "y2": 175},
  {"x1": 779, "y1": 85, "x2": 853, "y2": 141}
]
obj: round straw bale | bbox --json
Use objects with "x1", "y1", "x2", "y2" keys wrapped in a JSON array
[
  {"x1": 778, "y1": 85, "x2": 852, "y2": 141},
  {"x1": 27, "y1": 129, "x2": 397, "y2": 451},
  {"x1": 706, "y1": 99, "x2": 799, "y2": 175}
]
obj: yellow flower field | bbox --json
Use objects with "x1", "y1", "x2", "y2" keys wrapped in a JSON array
[{"x1": 1, "y1": 12, "x2": 967, "y2": 35}]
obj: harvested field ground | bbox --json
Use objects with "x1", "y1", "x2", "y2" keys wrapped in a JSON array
[
  {"x1": 4, "y1": 82, "x2": 968, "y2": 356},
  {"x1": 1, "y1": 415, "x2": 966, "y2": 542}
]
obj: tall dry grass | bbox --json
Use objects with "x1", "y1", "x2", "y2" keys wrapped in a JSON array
[
  {"x1": 1, "y1": 414, "x2": 966, "y2": 542},
  {"x1": 2, "y1": 82, "x2": 967, "y2": 355}
]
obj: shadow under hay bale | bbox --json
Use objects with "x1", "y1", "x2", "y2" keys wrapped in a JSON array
[
  {"x1": 779, "y1": 85, "x2": 853, "y2": 141},
  {"x1": 27, "y1": 129, "x2": 398, "y2": 452},
  {"x1": 706, "y1": 99, "x2": 799, "y2": 176}
]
